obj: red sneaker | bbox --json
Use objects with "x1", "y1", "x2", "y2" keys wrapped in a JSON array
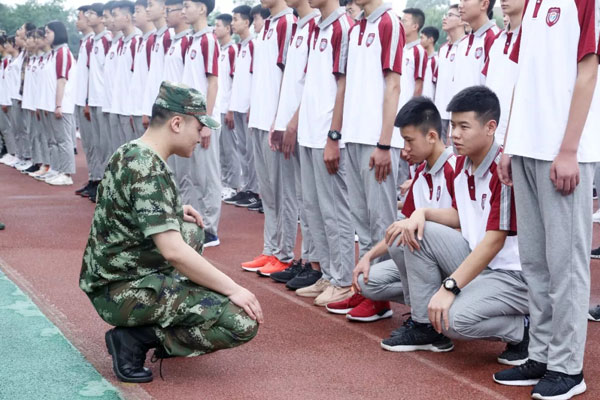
[
  {"x1": 257, "y1": 259, "x2": 292, "y2": 277},
  {"x1": 241, "y1": 254, "x2": 276, "y2": 272},
  {"x1": 325, "y1": 293, "x2": 366, "y2": 315},
  {"x1": 346, "y1": 299, "x2": 393, "y2": 322}
]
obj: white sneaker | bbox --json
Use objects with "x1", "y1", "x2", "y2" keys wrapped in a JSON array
[
  {"x1": 0, "y1": 154, "x2": 14, "y2": 165},
  {"x1": 16, "y1": 160, "x2": 33, "y2": 171},
  {"x1": 4, "y1": 155, "x2": 20, "y2": 167},
  {"x1": 76, "y1": 129, "x2": 81, "y2": 139},
  {"x1": 46, "y1": 173, "x2": 73, "y2": 186},
  {"x1": 38, "y1": 169, "x2": 58, "y2": 181},
  {"x1": 593, "y1": 209, "x2": 600, "y2": 224},
  {"x1": 221, "y1": 187, "x2": 236, "y2": 200}
]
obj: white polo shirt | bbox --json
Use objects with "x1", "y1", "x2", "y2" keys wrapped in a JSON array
[
  {"x1": 434, "y1": 38, "x2": 463, "y2": 119},
  {"x1": 483, "y1": 26, "x2": 519, "y2": 145},
  {"x1": 182, "y1": 27, "x2": 219, "y2": 115},
  {"x1": 298, "y1": 8, "x2": 352, "y2": 149},
  {"x1": 21, "y1": 55, "x2": 38, "y2": 111},
  {"x1": 88, "y1": 30, "x2": 111, "y2": 108},
  {"x1": 37, "y1": 45, "x2": 77, "y2": 113},
  {"x1": 399, "y1": 39, "x2": 427, "y2": 108},
  {"x1": 451, "y1": 21, "x2": 499, "y2": 99},
  {"x1": 163, "y1": 29, "x2": 192, "y2": 83},
  {"x1": 401, "y1": 147, "x2": 456, "y2": 217},
  {"x1": 422, "y1": 53, "x2": 437, "y2": 100},
  {"x1": 217, "y1": 41, "x2": 238, "y2": 115},
  {"x1": 35, "y1": 52, "x2": 52, "y2": 111},
  {"x1": 142, "y1": 26, "x2": 173, "y2": 116},
  {"x1": 5, "y1": 51, "x2": 24, "y2": 102},
  {"x1": 74, "y1": 32, "x2": 94, "y2": 106},
  {"x1": 0, "y1": 56, "x2": 12, "y2": 106},
  {"x1": 453, "y1": 142, "x2": 520, "y2": 271},
  {"x1": 342, "y1": 3, "x2": 405, "y2": 148},
  {"x1": 274, "y1": 10, "x2": 320, "y2": 131},
  {"x1": 505, "y1": 0, "x2": 600, "y2": 163},
  {"x1": 248, "y1": 8, "x2": 296, "y2": 131},
  {"x1": 102, "y1": 31, "x2": 123, "y2": 112},
  {"x1": 112, "y1": 32, "x2": 140, "y2": 116},
  {"x1": 130, "y1": 29, "x2": 156, "y2": 116},
  {"x1": 229, "y1": 37, "x2": 254, "y2": 113}
]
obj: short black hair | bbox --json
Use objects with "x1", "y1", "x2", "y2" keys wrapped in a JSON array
[
  {"x1": 26, "y1": 30, "x2": 36, "y2": 38},
  {"x1": 104, "y1": 1, "x2": 116, "y2": 12},
  {"x1": 395, "y1": 97, "x2": 442, "y2": 137},
  {"x1": 446, "y1": 86, "x2": 500, "y2": 126},
  {"x1": 150, "y1": 104, "x2": 192, "y2": 127},
  {"x1": 216, "y1": 13, "x2": 232, "y2": 26},
  {"x1": 191, "y1": 0, "x2": 215, "y2": 14},
  {"x1": 114, "y1": 0, "x2": 135, "y2": 14},
  {"x1": 487, "y1": 0, "x2": 496, "y2": 19},
  {"x1": 135, "y1": 0, "x2": 149, "y2": 7},
  {"x1": 232, "y1": 5, "x2": 252, "y2": 21},
  {"x1": 403, "y1": 8, "x2": 425, "y2": 31},
  {"x1": 77, "y1": 5, "x2": 91, "y2": 12},
  {"x1": 23, "y1": 22, "x2": 37, "y2": 32},
  {"x1": 0, "y1": 35, "x2": 6, "y2": 46},
  {"x1": 89, "y1": 3, "x2": 105, "y2": 16},
  {"x1": 46, "y1": 21, "x2": 69, "y2": 46},
  {"x1": 165, "y1": 0, "x2": 183, "y2": 5},
  {"x1": 34, "y1": 28, "x2": 46, "y2": 39},
  {"x1": 421, "y1": 26, "x2": 439, "y2": 44},
  {"x1": 7, "y1": 36, "x2": 16, "y2": 46},
  {"x1": 251, "y1": 5, "x2": 270, "y2": 20}
]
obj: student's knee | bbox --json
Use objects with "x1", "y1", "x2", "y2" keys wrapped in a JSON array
[{"x1": 446, "y1": 306, "x2": 478, "y2": 340}]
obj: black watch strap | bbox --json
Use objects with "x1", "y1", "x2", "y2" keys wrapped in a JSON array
[
  {"x1": 442, "y1": 277, "x2": 461, "y2": 295},
  {"x1": 328, "y1": 130, "x2": 341, "y2": 141},
  {"x1": 376, "y1": 142, "x2": 391, "y2": 150}
]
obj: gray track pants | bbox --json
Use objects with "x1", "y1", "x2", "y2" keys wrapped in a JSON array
[
  {"x1": 299, "y1": 145, "x2": 354, "y2": 286},
  {"x1": 77, "y1": 106, "x2": 95, "y2": 180},
  {"x1": 11, "y1": 100, "x2": 30, "y2": 159},
  {"x1": 357, "y1": 259, "x2": 406, "y2": 304},
  {"x1": 91, "y1": 107, "x2": 110, "y2": 178},
  {"x1": 47, "y1": 112, "x2": 76, "y2": 174},
  {"x1": 107, "y1": 113, "x2": 122, "y2": 156},
  {"x1": 404, "y1": 221, "x2": 528, "y2": 344},
  {"x1": 235, "y1": 112, "x2": 258, "y2": 194},
  {"x1": 0, "y1": 107, "x2": 15, "y2": 154},
  {"x1": 345, "y1": 143, "x2": 400, "y2": 258},
  {"x1": 132, "y1": 116, "x2": 145, "y2": 139},
  {"x1": 512, "y1": 156, "x2": 594, "y2": 374},
  {"x1": 220, "y1": 113, "x2": 242, "y2": 190},
  {"x1": 118, "y1": 114, "x2": 135, "y2": 144}
]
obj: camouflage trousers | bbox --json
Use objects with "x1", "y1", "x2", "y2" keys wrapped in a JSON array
[{"x1": 88, "y1": 223, "x2": 258, "y2": 357}]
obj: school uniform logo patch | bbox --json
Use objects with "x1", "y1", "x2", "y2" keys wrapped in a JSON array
[
  {"x1": 475, "y1": 47, "x2": 483, "y2": 59},
  {"x1": 481, "y1": 193, "x2": 487, "y2": 210},
  {"x1": 296, "y1": 36, "x2": 303, "y2": 48},
  {"x1": 450, "y1": 53, "x2": 455, "y2": 62},
  {"x1": 436, "y1": 186, "x2": 441, "y2": 201},
  {"x1": 110, "y1": 51, "x2": 115, "y2": 59},
  {"x1": 169, "y1": 47, "x2": 175, "y2": 55},
  {"x1": 366, "y1": 33, "x2": 375, "y2": 47},
  {"x1": 190, "y1": 49, "x2": 197, "y2": 60},
  {"x1": 94, "y1": 47, "x2": 98, "y2": 54},
  {"x1": 546, "y1": 7, "x2": 560, "y2": 27},
  {"x1": 267, "y1": 29, "x2": 274, "y2": 39},
  {"x1": 319, "y1": 38, "x2": 328, "y2": 52},
  {"x1": 242, "y1": 50, "x2": 246, "y2": 57},
  {"x1": 220, "y1": 54, "x2": 225, "y2": 61},
  {"x1": 154, "y1": 42, "x2": 160, "y2": 52}
]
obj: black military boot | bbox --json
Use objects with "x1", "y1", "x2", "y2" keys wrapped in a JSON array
[{"x1": 105, "y1": 326, "x2": 160, "y2": 383}]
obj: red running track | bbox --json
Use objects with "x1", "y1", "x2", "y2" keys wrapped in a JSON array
[{"x1": 1, "y1": 147, "x2": 599, "y2": 400}]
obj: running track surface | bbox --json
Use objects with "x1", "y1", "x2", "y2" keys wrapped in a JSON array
[{"x1": 1, "y1": 145, "x2": 599, "y2": 400}]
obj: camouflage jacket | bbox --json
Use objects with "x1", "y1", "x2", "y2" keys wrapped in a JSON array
[{"x1": 79, "y1": 140, "x2": 183, "y2": 294}]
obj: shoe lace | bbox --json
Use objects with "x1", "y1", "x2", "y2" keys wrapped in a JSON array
[
  {"x1": 540, "y1": 370, "x2": 565, "y2": 384},
  {"x1": 150, "y1": 352, "x2": 165, "y2": 381}
]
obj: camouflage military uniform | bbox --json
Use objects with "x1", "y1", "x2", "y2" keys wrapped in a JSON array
[{"x1": 80, "y1": 139, "x2": 257, "y2": 357}]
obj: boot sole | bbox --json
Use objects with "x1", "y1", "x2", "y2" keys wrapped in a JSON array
[{"x1": 105, "y1": 330, "x2": 153, "y2": 383}]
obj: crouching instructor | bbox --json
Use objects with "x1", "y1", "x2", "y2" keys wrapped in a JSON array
[{"x1": 79, "y1": 81, "x2": 262, "y2": 383}]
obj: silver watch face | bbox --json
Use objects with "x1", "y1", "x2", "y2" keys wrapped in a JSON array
[{"x1": 444, "y1": 279, "x2": 454, "y2": 289}]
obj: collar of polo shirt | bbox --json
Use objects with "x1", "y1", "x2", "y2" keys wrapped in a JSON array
[
  {"x1": 142, "y1": 29, "x2": 157, "y2": 41},
  {"x1": 221, "y1": 40, "x2": 235, "y2": 50},
  {"x1": 239, "y1": 36, "x2": 252, "y2": 47},
  {"x1": 94, "y1": 30, "x2": 110, "y2": 41},
  {"x1": 193, "y1": 26, "x2": 213, "y2": 38},
  {"x1": 112, "y1": 31, "x2": 124, "y2": 41},
  {"x1": 425, "y1": 146, "x2": 454, "y2": 175},
  {"x1": 460, "y1": 141, "x2": 500, "y2": 178},
  {"x1": 156, "y1": 25, "x2": 169, "y2": 37},
  {"x1": 82, "y1": 31, "x2": 94, "y2": 41},
  {"x1": 406, "y1": 39, "x2": 421, "y2": 49},
  {"x1": 298, "y1": 10, "x2": 320, "y2": 30},
  {"x1": 269, "y1": 7, "x2": 293, "y2": 22},
  {"x1": 357, "y1": 2, "x2": 392, "y2": 23},
  {"x1": 122, "y1": 32, "x2": 138, "y2": 44},
  {"x1": 173, "y1": 28, "x2": 191, "y2": 40},
  {"x1": 473, "y1": 20, "x2": 497, "y2": 38},
  {"x1": 318, "y1": 7, "x2": 346, "y2": 30}
]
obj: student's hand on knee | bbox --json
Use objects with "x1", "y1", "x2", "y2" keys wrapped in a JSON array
[
  {"x1": 428, "y1": 288, "x2": 455, "y2": 333},
  {"x1": 352, "y1": 257, "x2": 371, "y2": 293},
  {"x1": 200, "y1": 126, "x2": 211, "y2": 149},
  {"x1": 183, "y1": 205, "x2": 204, "y2": 228},
  {"x1": 550, "y1": 151, "x2": 580, "y2": 196},
  {"x1": 385, "y1": 220, "x2": 407, "y2": 247},
  {"x1": 399, "y1": 213, "x2": 424, "y2": 252},
  {"x1": 369, "y1": 148, "x2": 392, "y2": 183},
  {"x1": 229, "y1": 286, "x2": 264, "y2": 324},
  {"x1": 498, "y1": 153, "x2": 513, "y2": 187}
]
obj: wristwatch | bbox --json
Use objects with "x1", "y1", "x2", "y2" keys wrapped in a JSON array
[
  {"x1": 376, "y1": 142, "x2": 391, "y2": 150},
  {"x1": 328, "y1": 130, "x2": 341, "y2": 141},
  {"x1": 442, "y1": 277, "x2": 461, "y2": 295}
]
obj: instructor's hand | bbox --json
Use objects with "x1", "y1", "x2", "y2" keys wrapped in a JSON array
[
  {"x1": 228, "y1": 286, "x2": 264, "y2": 324},
  {"x1": 142, "y1": 115, "x2": 150, "y2": 129},
  {"x1": 183, "y1": 205, "x2": 204, "y2": 228}
]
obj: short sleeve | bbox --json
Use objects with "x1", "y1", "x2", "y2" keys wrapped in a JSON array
[
  {"x1": 201, "y1": 34, "x2": 219, "y2": 76},
  {"x1": 276, "y1": 15, "x2": 296, "y2": 68},
  {"x1": 130, "y1": 172, "x2": 181, "y2": 238},
  {"x1": 379, "y1": 12, "x2": 404, "y2": 73},
  {"x1": 576, "y1": 0, "x2": 598, "y2": 62},
  {"x1": 55, "y1": 48, "x2": 73, "y2": 80},
  {"x1": 331, "y1": 17, "x2": 352, "y2": 75},
  {"x1": 228, "y1": 45, "x2": 236, "y2": 77},
  {"x1": 163, "y1": 30, "x2": 172, "y2": 55},
  {"x1": 486, "y1": 166, "x2": 517, "y2": 235}
]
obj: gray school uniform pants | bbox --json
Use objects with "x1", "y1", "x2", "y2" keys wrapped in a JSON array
[
  {"x1": 345, "y1": 143, "x2": 400, "y2": 257},
  {"x1": 28, "y1": 111, "x2": 43, "y2": 164},
  {"x1": 76, "y1": 105, "x2": 95, "y2": 180},
  {"x1": 10, "y1": 100, "x2": 30, "y2": 159},
  {"x1": 0, "y1": 107, "x2": 16, "y2": 155},
  {"x1": 118, "y1": 114, "x2": 135, "y2": 144},
  {"x1": 404, "y1": 221, "x2": 528, "y2": 344},
  {"x1": 299, "y1": 145, "x2": 354, "y2": 286},
  {"x1": 235, "y1": 112, "x2": 258, "y2": 193},
  {"x1": 220, "y1": 113, "x2": 242, "y2": 189},
  {"x1": 131, "y1": 116, "x2": 145, "y2": 139},
  {"x1": 107, "y1": 113, "x2": 122, "y2": 155},
  {"x1": 512, "y1": 156, "x2": 594, "y2": 375},
  {"x1": 90, "y1": 107, "x2": 110, "y2": 178},
  {"x1": 46, "y1": 112, "x2": 76, "y2": 174},
  {"x1": 293, "y1": 142, "x2": 315, "y2": 262},
  {"x1": 356, "y1": 258, "x2": 406, "y2": 304},
  {"x1": 594, "y1": 163, "x2": 600, "y2": 200},
  {"x1": 37, "y1": 112, "x2": 53, "y2": 165},
  {"x1": 252, "y1": 128, "x2": 297, "y2": 263}
]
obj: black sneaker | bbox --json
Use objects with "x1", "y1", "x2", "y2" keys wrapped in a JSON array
[
  {"x1": 224, "y1": 190, "x2": 248, "y2": 205},
  {"x1": 76, "y1": 181, "x2": 91, "y2": 196},
  {"x1": 286, "y1": 266, "x2": 322, "y2": 290},
  {"x1": 238, "y1": 194, "x2": 260, "y2": 208},
  {"x1": 258, "y1": 207, "x2": 264, "y2": 214},
  {"x1": 591, "y1": 246, "x2": 600, "y2": 260},
  {"x1": 497, "y1": 323, "x2": 529, "y2": 366},
  {"x1": 531, "y1": 371, "x2": 586, "y2": 400},
  {"x1": 380, "y1": 320, "x2": 454, "y2": 353},
  {"x1": 390, "y1": 314, "x2": 415, "y2": 337},
  {"x1": 588, "y1": 304, "x2": 600, "y2": 321},
  {"x1": 493, "y1": 359, "x2": 547, "y2": 386},
  {"x1": 271, "y1": 260, "x2": 304, "y2": 283},
  {"x1": 248, "y1": 199, "x2": 262, "y2": 211},
  {"x1": 204, "y1": 232, "x2": 220, "y2": 247},
  {"x1": 23, "y1": 163, "x2": 40, "y2": 174}
]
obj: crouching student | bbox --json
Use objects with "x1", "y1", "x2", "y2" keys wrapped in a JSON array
[
  {"x1": 326, "y1": 97, "x2": 456, "y2": 323},
  {"x1": 79, "y1": 82, "x2": 261, "y2": 384},
  {"x1": 380, "y1": 86, "x2": 529, "y2": 368}
]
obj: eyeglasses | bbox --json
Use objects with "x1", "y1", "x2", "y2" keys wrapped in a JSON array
[
  {"x1": 444, "y1": 12, "x2": 460, "y2": 19},
  {"x1": 165, "y1": 7, "x2": 182, "y2": 14}
]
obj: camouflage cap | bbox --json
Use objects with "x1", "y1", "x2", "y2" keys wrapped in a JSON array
[{"x1": 154, "y1": 81, "x2": 220, "y2": 130}]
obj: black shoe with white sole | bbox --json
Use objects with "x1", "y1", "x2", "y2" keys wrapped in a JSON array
[
  {"x1": 224, "y1": 190, "x2": 248, "y2": 205},
  {"x1": 588, "y1": 304, "x2": 600, "y2": 321},
  {"x1": 591, "y1": 246, "x2": 600, "y2": 260},
  {"x1": 236, "y1": 193, "x2": 259, "y2": 208},
  {"x1": 493, "y1": 359, "x2": 547, "y2": 386},
  {"x1": 380, "y1": 320, "x2": 454, "y2": 353},
  {"x1": 531, "y1": 371, "x2": 586, "y2": 400},
  {"x1": 497, "y1": 323, "x2": 529, "y2": 366},
  {"x1": 270, "y1": 259, "x2": 304, "y2": 283},
  {"x1": 247, "y1": 199, "x2": 263, "y2": 211}
]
